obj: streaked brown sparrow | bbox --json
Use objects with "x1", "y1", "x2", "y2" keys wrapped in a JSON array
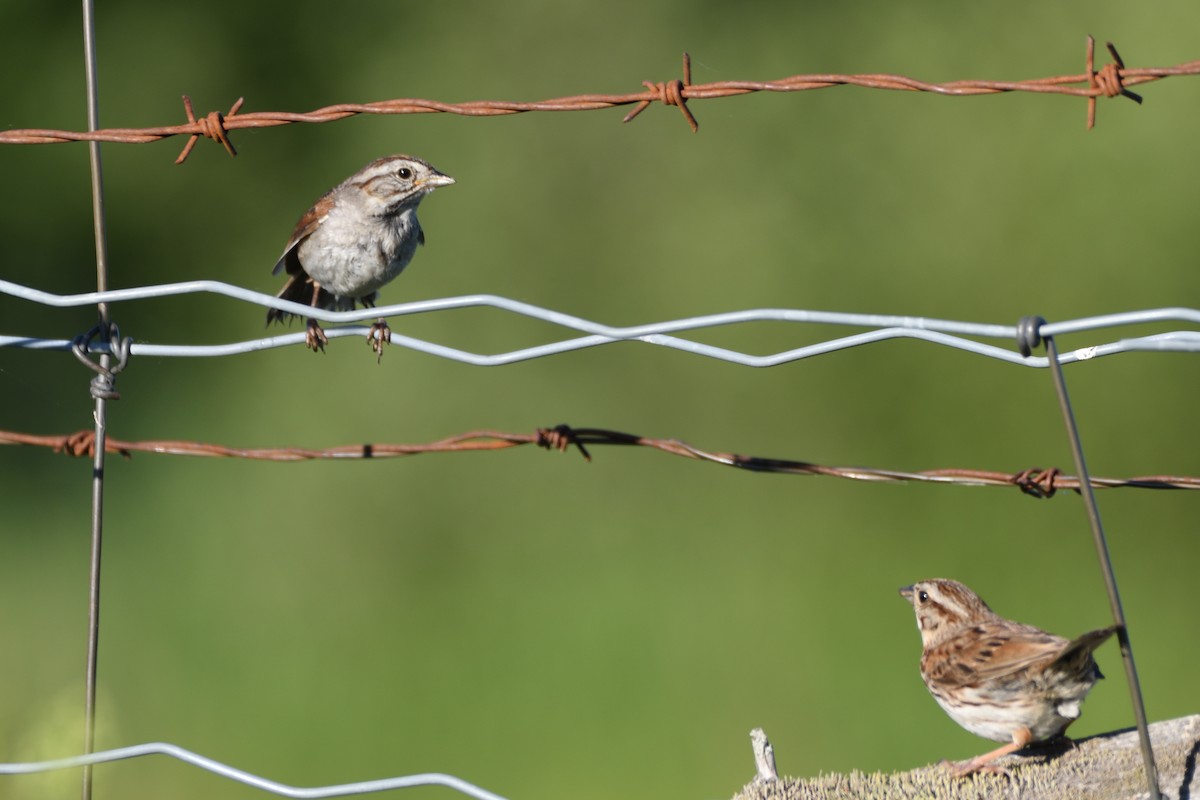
[
  {"x1": 899, "y1": 578, "x2": 1116, "y2": 776},
  {"x1": 265, "y1": 154, "x2": 455, "y2": 357}
]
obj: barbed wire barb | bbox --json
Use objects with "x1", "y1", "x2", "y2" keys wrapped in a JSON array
[
  {"x1": 1087, "y1": 37, "x2": 1142, "y2": 129},
  {"x1": 2, "y1": 42, "x2": 1198, "y2": 162},
  {"x1": 623, "y1": 51, "x2": 698, "y2": 131},
  {"x1": 175, "y1": 95, "x2": 242, "y2": 163}
]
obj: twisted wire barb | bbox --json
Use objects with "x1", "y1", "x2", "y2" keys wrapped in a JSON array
[
  {"x1": 1, "y1": 279, "x2": 1198, "y2": 365},
  {"x1": 2, "y1": 41, "x2": 1196, "y2": 162},
  {"x1": 0, "y1": 742, "x2": 508, "y2": 800},
  {"x1": 2, "y1": 425, "x2": 1196, "y2": 495}
]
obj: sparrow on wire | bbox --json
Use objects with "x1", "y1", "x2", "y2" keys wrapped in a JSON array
[{"x1": 266, "y1": 154, "x2": 455, "y2": 359}]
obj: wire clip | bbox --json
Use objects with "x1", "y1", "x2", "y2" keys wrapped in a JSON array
[{"x1": 71, "y1": 322, "x2": 133, "y2": 400}]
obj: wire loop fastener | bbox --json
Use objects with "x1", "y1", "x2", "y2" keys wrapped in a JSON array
[
  {"x1": 1016, "y1": 315, "x2": 1047, "y2": 357},
  {"x1": 71, "y1": 323, "x2": 133, "y2": 400}
]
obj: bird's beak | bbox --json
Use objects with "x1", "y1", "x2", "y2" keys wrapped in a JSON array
[
  {"x1": 421, "y1": 174, "x2": 456, "y2": 189},
  {"x1": 898, "y1": 585, "x2": 914, "y2": 601}
]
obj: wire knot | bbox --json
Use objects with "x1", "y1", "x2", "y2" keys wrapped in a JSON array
[
  {"x1": 623, "y1": 52, "x2": 699, "y2": 133},
  {"x1": 535, "y1": 424, "x2": 592, "y2": 462},
  {"x1": 71, "y1": 322, "x2": 133, "y2": 400},
  {"x1": 645, "y1": 78, "x2": 687, "y2": 108},
  {"x1": 1094, "y1": 61, "x2": 1124, "y2": 99},
  {"x1": 175, "y1": 95, "x2": 243, "y2": 164},
  {"x1": 1011, "y1": 467, "x2": 1063, "y2": 499}
]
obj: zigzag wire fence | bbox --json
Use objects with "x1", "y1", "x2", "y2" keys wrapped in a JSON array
[
  {"x1": 1, "y1": 10, "x2": 1194, "y2": 799},
  {"x1": 0, "y1": 745, "x2": 510, "y2": 800},
  {"x1": 1, "y1": 279, "x2": 1198, "y2": 365}
]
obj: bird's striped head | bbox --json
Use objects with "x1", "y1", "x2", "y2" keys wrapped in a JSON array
[
  {"x1": 346, "y1": 154, "x2": 455, "y2": 214},
  {"x1": 899, "y1": 578, "x2": 997, "y2": 648}
]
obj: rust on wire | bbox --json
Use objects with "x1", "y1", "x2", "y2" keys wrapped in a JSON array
[
  {"x1": 1, "y1": 41, "x2": 1196, "y2": 162},
  {"x1": 2, "y1": 425, "x2": 1197, "y2": 495}
]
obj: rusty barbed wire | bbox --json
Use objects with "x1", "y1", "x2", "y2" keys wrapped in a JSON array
[
  {"x1": 3, "y1": 425, "x2": 1196, "y2": 496},
  {"x1": 2, "y1": 40, "x2": 1197, "y2": 163}
]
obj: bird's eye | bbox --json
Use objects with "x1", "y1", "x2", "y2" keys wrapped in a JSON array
[
  {"x1": 397, "y1": 167, "x2": 413, "y2": 180},
  {"x1": 918, "y1": 591, "x2": 929, "y2": 603}
]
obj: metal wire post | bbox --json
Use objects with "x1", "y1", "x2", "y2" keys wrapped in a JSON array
[
  {"x1": 80, "y1": 0, "x2": 112, "y2": 798},
  {"x1": 81, "y1": 395, "x2": 108, "y2": 800},
  {"x1": 1038, "y1": 327, "x2": 1161, "y2": 799}
]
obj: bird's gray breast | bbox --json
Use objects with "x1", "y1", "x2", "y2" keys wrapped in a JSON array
[{"x1": 298, "y1": 206, "x2": 422, "y2": 298}]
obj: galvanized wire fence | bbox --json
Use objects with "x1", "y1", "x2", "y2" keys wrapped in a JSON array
[
  {"x1": 0, "y1": 744, "x2": 510, "y2": 800},
  {"x1": 2, "y1": 279, "x2": 1198, "y2": 365},
  {"x1": 3, "y1": 12, "x2": 1197, "y2": 800}
]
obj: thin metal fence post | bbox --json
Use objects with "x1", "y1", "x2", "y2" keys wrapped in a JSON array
[
  {"x1": 1035, "y1": 325, "x2": 1161, "y2": 800},
  {"x1": 80, "y1": 0, "x2": 112, "y2": 798}
]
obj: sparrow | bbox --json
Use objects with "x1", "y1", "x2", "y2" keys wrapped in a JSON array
[
  {"x1": 899, "y1": 578, "x2": 1116, "y2": 776},
  {"x1": 265, "y1": 154, "x2": 455, "y2": 358}
]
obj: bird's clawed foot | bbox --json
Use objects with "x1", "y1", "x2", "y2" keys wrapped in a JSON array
[
  {"x1": 305, "y1": 318, "x2": 328, "y2": 353},
  {"x1": 941, "y1": 728, "x2": 1031, "y2": 779},
  {"x1": 367, "y1": 319, "x2": 391, "y2": 363}
]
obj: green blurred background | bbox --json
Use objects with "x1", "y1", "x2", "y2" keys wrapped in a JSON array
[{"x1": 1, "y1": 1, "x2": 1197, "y2": 798}]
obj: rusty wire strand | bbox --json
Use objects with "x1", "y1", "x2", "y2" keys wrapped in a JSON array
[
  {"x1": 2, "y1": 425, "x2": 1196, "y2": 496},
  {"x1": 1, "y1": 41, "x2": 1197, "y2": 162}
]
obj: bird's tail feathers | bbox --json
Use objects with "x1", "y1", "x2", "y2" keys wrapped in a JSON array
[
  {"x1": 1055, "y1": 625, "x2": 1118, "y2": 676},
  {"x1": 266, "y1": 274, "x2": 334, "y2": 326}
]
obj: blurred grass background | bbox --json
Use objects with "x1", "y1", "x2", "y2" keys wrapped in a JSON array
[{"x1": 1, "y1": 0, "x2": 1198, "y2": 798}]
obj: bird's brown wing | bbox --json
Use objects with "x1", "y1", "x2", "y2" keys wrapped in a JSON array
[
  {"x1": 928, "y1": 623, "x2": 1069, "y2": 687},
  {"x1": 267, "y1": 192, "x2": 336, "y2": 325},
  {"x1": 931, "y1": 623, "x2": 1116, "y2": 687},
  {"x1": 271, "y1": 191, "x2": 334, "y2": 277}
]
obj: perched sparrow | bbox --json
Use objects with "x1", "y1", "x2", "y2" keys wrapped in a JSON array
[
  {"x1": 265, "y1": 154, "x2": 455, "y2": 357},
  {"x1": 899, "y1": 578, "x2": 1116, "y2": 776}
]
